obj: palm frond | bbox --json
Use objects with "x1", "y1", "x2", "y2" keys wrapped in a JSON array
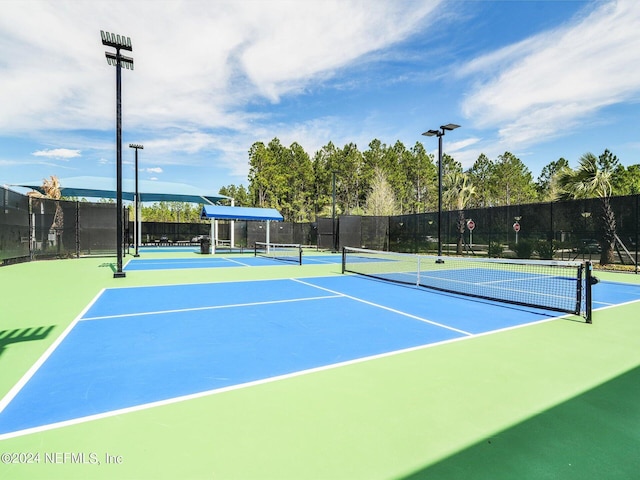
[{"x1": 556, "y1": 153, "x2": 612, "y2": 200}]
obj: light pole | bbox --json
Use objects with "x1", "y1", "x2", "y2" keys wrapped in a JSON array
[
  {"x1": 129, "y1": 144, "x2": 143, "y2": 257},
  {"x1": 422, "y1": 124, "x2": 460, "y2": 261},
  {"x1": 102, "y1": 30, "x2": 134, "y2": 278},
  {"x1": 332, "y1": 172, "x2": 337, "y2": 252}
]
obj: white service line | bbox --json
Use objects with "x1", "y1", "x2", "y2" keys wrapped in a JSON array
[
  {"x1": 80, "y1": 295, "x2": 343, "y2": 322},
  {"x1": 0, "y1": 276, "x2": 584, "y2": 442},
  {"x1": 0, "y1": 327, "x2": 478, "y2": 442},
  {"x1": 291, "y1": 278, "x2": 473, "y2": 336},
  {"x1": 222, "y1": 257, "x2": 253, "y2": 267}
]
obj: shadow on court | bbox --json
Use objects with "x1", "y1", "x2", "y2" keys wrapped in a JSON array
[
  {"x1": 402, "y1": 365, "x2": 640, "y2": 480},
  {"x1": 0, "y1": 326, "x2": 55, "y2": 358},
  {"x1": 98, "y1": 262, "x2": 116, "y2": 272}
]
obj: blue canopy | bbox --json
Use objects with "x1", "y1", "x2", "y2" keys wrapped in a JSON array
[
  {"x1": 200, "y1": 205, "x2": 283, "y2": 221},
  {"x1": 14, "y1": 176, "x2": 229, "y2": 205}
]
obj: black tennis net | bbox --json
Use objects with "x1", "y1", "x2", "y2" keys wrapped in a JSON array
[
  {"x1": 342, "y1": 247, "x2": 594, "y2": 323},
  {"x1": 255, "y1": 242, "x2": 303, "y2": 265}
]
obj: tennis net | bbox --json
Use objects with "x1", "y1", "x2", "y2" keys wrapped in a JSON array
[
  {"x1": 342, "y1": 247, "x2": 595, "y2": 323},
  {"x1": 255, "y1": 242, "x2": 303, "y2": 265}
]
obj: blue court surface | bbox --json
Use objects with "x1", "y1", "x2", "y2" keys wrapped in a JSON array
[
  {"x1": 124, "y1": 253, "x2": 341, "y2": 270},
  {"x1": 0, "y1": 274, "x2": 638, "y2": 439}
]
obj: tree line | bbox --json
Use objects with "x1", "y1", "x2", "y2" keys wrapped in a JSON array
[
  {"x1": 42, "y1": 137, "x2": 639, "y2": 265},
  {"x1": 215, "y1": 138, "x2": 639, "y2": 265},
  {"x1": 218, "y1": 137, "x2": 640, "y2": 223}
]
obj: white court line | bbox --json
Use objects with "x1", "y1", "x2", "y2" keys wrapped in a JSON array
[
  {"x1": 592, "y1": 297, "x2": 640, "y2": 311},
  {"x1": 304, "y1": 257, "x2": 340, "y2": 265},
  {"x1": 126, "y1": 258, "x2": 250, "y2": 269},
  {"x1": 94, "y1": 275, "x2": 284, "y2": 292},
  {"x1": 0, "y1": 332, "x2": 467, "y2": 441},
  {"x1": 127, "y1": 261, "x2": 230, "y2": 268},
  {"x1": 129, "y1": 258, "x2": 229, "y2": 264},
  {"x1": 0, "y1": 289, "x2": 107, "y2": 416},
  {"x1": 222, "y1": 257, "x2": 255, "y2": 267},
  {"x1": 0, "y1": 282, "x2": 339, "y2": 412},
  {"x1": 0, "y1": 301, "x2": 572, "y2": 442},
  {"x1": 80, "y1": 295, "x2": 343, "y2": 322},
  {"x1": 1, "y1": 275, "x2": 623, "y2": 441},
  {"x1": 291, "y1": 278, "x2": 473, "y2": 336}
]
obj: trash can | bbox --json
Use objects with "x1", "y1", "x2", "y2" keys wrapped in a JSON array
[{"x1": 200, "y1": 238, "x2": 211, "y2": 254}]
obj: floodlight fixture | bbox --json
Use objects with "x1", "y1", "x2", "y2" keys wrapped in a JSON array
[
  {"x1": 422, "y1": 129, "x2": 440, "y2": 137},
  {"x1": 101, "y1": 30, "x2": 132, "y2": 51},
  {"x1": 421, "y1": 123, "x2": 461, "y2": 260},
  {"x1": 105, "y1": 52, "x2": 134, "y2": 70}
]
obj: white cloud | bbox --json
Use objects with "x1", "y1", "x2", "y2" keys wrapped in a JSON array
[
  {"x1": 448, "y1": 137, "x2": 481, "y2": 153},
  {"x1": 0, "y1": 0, "x2": 448, "y2": 189},
  {"x1": 459, "y1": 0, "x2": 640, "y2": 147},
  {"x1": 237, "y1": 1, "x2": 441, "y2": 101},
  {"x1": 0, "y1": 159, "x2": 22, "y2": 166},
  {"x1": 146, "y1": 167, "x2": 163, "y2": 174},
  {"x1": 0, "y1": 0, "x2": 440, "y2": 135},
  {"x1": 144, "y1": 132, "x2": 220, "y2": 155},
  {"x1": 32, "y1": 148, "x2": 81, "y2": 159}
]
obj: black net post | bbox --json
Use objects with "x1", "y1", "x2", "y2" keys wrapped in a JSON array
[{"x1": 585, "y1": 261, "x2": 594, "y2": 324}]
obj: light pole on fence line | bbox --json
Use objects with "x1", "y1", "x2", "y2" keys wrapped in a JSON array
[
  {"x1": 102, "y1": 30, "x2": 134, "y2": 278},
  {"x1": 422, "y1": 124, "x2": 460, "y2": 262},
  {"x1": 332, "y1": 172, "x2": 337, "y2": 252},
  {"x1": 129, "y1": 144, "x2": 143, "y2": 258}
]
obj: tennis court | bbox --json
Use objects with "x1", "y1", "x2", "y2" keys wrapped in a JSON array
[
  {"x1": 1, "y1": 250, "x2": 640, "y2": 479},
  {"x1": 123, "y1": 252, "x2": 341, "y2": 271}
]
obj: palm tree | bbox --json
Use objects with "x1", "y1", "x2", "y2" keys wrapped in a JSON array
[
  {"x1": 556, "y1": 153, "x2": 616, "y2": 265},
  {"x1": 42, "y1": 175, "x2": 64, "y2": 249},
  {"x1": 443, "y1": 171, "x2": 476, "y2": 255}
]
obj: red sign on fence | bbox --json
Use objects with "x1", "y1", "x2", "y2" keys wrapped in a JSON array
[
  {"x1": 467, "y1": 219, "x2": 475, "y2": 231},
  {"x1": 513, "y1": 222, "x2": 521, "y2": 232}
]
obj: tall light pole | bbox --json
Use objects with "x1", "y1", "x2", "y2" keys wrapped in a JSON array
[
  {"x1": 101, "y1": 30, "x2": 134, "y2": 278},
  {"x1": 332, "y1": 172, "x2": 337, "y2": 252},
  {"x1": 422, "y1": 124, "x2": 460, "y2": 261},
  {"x1": 129, "y1": 144, "x2": 143, "y2": 257}
]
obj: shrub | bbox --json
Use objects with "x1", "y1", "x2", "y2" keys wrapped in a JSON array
[
  {"x1": 511, "y1": 239, "x2": 534, "y2": 259},
  {"x1": 487, "y1": 241, "x2": 504, "y2": 258},
  {"x1": 535, "y1": 239, "x2": 557, "y2": 260}
]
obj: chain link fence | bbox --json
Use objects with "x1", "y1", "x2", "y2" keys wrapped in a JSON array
[
  {"x1": 1, "y1": 186, "x2": 122, "y2": 264},
  {"x1": 3, "y1": 185, "x2": 637, "y2": 269}
]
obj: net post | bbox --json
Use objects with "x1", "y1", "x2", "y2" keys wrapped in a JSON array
[
  {"x1": 266, "y1": 220, "x2": 271, "y2": 252},
  {"x1": 341, "y1": 247, "x2": 346, "y2": 274},
  {"x1": 298, "y1": 245, "x2": 302, "y2": 265},
  {"x1": 585, "y1": 261, "x2": 593, "y2": 324},
  {"x1": 576, "y1": 263, "x2": 583, "y2": 318}
]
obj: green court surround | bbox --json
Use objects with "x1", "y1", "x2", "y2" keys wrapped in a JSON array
[{"x1": 1, "y1": 251, "x2": 639, "y2": 479}]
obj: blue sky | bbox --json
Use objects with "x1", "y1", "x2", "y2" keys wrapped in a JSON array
[{"x1": 1, "y1": 0, "x2": 640, "y2": 196}]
